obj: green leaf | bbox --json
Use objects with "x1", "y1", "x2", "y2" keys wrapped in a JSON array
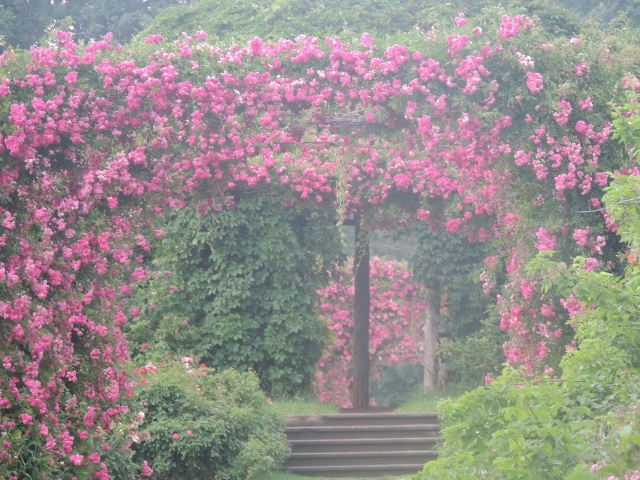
[
  {"x1": 564, "y1": 466, "x2": 598, "y2": 480},
  {"x1": 619, "y1": 425, "x2": 633, "y2": 439},
  {"x1": 597, "y1": 466, "x2": 622, "y2": 476}
]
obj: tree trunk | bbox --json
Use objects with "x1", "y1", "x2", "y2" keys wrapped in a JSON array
[
  {"x1": 352, "y1": 215, "x2": 370, "y2": 408},
  {"x1": 423, "y1": 286, "x2": 440, "y2": 395},
  {"x1": 437, "y1": 359, "x2": 447, "y2": 389}
]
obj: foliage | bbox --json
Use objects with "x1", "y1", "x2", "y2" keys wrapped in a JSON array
[
  {"x1": 127, "y1": 195, "x2": 342, "y2": 395},
  {"x1": 408, "y1": 224, "x2": 499, "y2": 384},
  {"x1": 133, "y1": 360, "x2": 289, "y2": 480},
  {"x1": 613, "y1": 76, "x2": 640, "y2": 164},
  {"x1": 414, "y1": 252, "x2": 640, "y2": 479},
  {"x1": 142, "y1": 0, "x2": 589, "y2": 45},
  {"x1": 0, "y1": 0, "x2": 57, "y2": 51},
  {"x1": 437, "y1": 318, "x2": 506, "y2": 386},
  {"x1": 142, "y1": 0, "x2": 482, "y2": 45},
  {"x1": 4, "y1": 0, "x2": 639, "y2": 54},
  {"x1": 554, "y1": 0, "x2": 640, "y2": 27},
  {"x1": 409, "y1": 223, "x2": 485, "y2": 290}
]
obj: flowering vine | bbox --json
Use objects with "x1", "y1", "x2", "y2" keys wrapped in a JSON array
[{"x1": 0, "y1": 12, "x2": 631, "y2": 475}]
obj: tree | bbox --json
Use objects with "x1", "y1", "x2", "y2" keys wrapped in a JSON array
[
  {"x1": 554, "y1": 0, "x2": 640, "y2": 26},
  {"x1": 0, "y1": 0, "x2": 185, "y2": 50},
  {"x1": 3, "y1": 0, "x2": 639, "y2": 56},
  {"x1": 59, "y1": 0, "x2": 188, "y2": 44},
  {"x1": 409, "y1": 225, "x2": 486, "y2": 393},
  {"x1": 0, "y1": 0, "x2": 55, "y2": 50},
  {"x1": 142, "y1": 0, "x2": 586, "y2": 44}
]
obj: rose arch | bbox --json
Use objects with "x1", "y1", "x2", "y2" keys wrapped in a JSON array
[{"x1": 0, "y1": 11, "x2": 630, "y2": 475}]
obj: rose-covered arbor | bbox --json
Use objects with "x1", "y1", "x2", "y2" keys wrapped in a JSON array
[{"x1": 0, "y1": 10, "x2": 632, "y2": 476}]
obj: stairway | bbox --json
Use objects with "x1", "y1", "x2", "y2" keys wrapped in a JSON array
[{"x1": 282, "y1": 412, "x2": 439, "y2": 477}]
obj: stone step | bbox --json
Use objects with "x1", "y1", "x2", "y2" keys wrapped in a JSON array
[
  {"x1": 285, "y1": 412, "x2": 439, "y2": 428},
  {"x1": 289, "y1": 436, "x2": 438, "y2": 453},
  {"x1": 283, "y1": 463, "x2": 429, "y2": 478},
  {"x1": 283, "y1": 450, "x2": 437, "y2": 468},
  {"x1": 285, "y1": 424, "x2": 439, "y2": 441},
  {"x1": 282, "y1": 413, "x2": 439, "y2": 477}
]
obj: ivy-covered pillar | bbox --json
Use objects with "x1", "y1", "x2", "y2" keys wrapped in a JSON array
[{"x1": 353, "y1": 214, "x2": 370, "y2": 408}]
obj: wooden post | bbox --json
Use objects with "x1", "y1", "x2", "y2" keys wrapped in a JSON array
[
  {"x1": 352, "y1": 214, "x2": 370, "y2": 408},
  {"x1": 423, "y1": 286, "x2": 440, "y2": 395}
]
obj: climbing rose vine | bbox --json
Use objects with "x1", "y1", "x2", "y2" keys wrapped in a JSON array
[{"x1": 0, "y1": 12, "x2": 629, "y2": 476}]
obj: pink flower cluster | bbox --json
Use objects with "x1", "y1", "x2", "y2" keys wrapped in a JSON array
[
  {"x1": 498, "y1": 14, "x2": 533, "y2": 40},
  {"x1": 574, "y1": 61, "x2": 590, "y2": 77},
  {"x1": 623, "y1": 74, "x2": 640, "y2": 92},
  {"x1": 535, "y1": 228, "x2": 557, "y2": 252},
  {"x1": 498, "y1": 281, "x2": 565, "y2": 373},
  {"x1": 591, "y1": 461, "x2": 640, "y2": 480},
  {"x1": 553, "y1": 100, "x2": 573, "y2": 126},
  {"x1": 521, "y1": 113, "x2": 612, "y2": 202},
  {"x1": 447, "y1": 35, "x2": 469, "y2": 56},
  {"x1": 454, "y1": 13, "x2": 468, "y2": 27},
  {"x1": 526, "y1": 72, "x2": 543, "y2": 95}
]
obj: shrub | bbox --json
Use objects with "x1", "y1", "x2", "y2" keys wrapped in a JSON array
[
  {"x1": 132, "y1": 361, "x2": 289, "y2": 480},
  {"x1": 416, "y1": 325, "x2": 639, "y2": 480}
]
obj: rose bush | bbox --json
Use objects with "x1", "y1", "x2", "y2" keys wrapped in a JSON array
[
  {"x1": 316, "y1": 257, "x2": 425, "y2": 407},
  {"x1": 132, "y1": 360, "x2": 289, "y2": 480}
]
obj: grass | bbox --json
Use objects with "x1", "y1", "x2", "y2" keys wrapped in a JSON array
[
  {"x1": 393, "y1": 388, "x2": 463, "y2": 413},
  {"x1": 254, "y1": 471, "x2": 321, "y2": 480},
  {"x1": 392, "y1": 392, "x2": 442, "y2": 413},
  {"x1": 268, "y1": 395, "x2": 341, "y2": 416},
  {"x1": 268, "y1": 386, "x2": 468, "y2": 416},
  {"x1": 254, "y1": 472, "x2": 411, "y2": 480}
]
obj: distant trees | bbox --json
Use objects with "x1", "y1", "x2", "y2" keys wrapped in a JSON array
[
  {"x1": 0, "y1": 0, "x2": 185, "y2": 50},
  {"x1": 556, "y1": 0, "x2": 640, "y2": 25},
  {"x1": 3, "y1": 0, "x2": 639, "y2": 53}
]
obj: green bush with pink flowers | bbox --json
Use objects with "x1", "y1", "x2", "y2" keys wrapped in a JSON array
[{"x1": 132, "y1": 360, "x2": 289, "y2": 480}]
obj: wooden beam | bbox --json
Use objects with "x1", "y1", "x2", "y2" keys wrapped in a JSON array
[
  {"x1": 423, "y1": 286, "x2": 440, "y2": 395},
  {"x1": 352, "y1": 214, "x2": 370, "y2": 408}
]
